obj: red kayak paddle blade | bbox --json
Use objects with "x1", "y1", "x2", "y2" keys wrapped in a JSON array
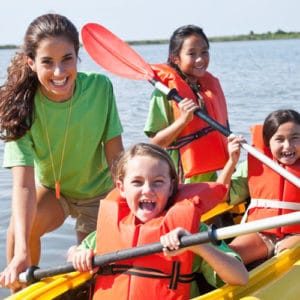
[{"x1": 81, "y1": 23, "x2": 154, "y2": 81}]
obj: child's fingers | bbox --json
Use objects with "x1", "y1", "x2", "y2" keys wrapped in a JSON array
[
  {"x1": 86, "y1": 250, "x2": 94, "y2": 270},
  {"x1": 73, "y1": 250, "x2": 94, "y2": 272},
  {"x1": 74, "y1": 254, "x2": 86, "y2": 272},
  {"x1": 160, "y1": 234, "x2": 180, "y2": 251},
  {"x1": 160, "y1": 228, "x2": 190, "y2": 257},
  {"x1": 67, "y1": 245, "x2": 77, "y2": 261}
]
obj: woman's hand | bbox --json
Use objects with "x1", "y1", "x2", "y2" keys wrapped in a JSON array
[{"x1": 0, "y1": 253, "x2": 30, "y2": 290}]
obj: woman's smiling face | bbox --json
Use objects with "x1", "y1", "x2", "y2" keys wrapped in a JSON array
[
  {"x1": 117, "y1": 155, "x2": 174, "y2": 223},
  {"x1": 26, "y1": 36, "x2": 77, "y2": 101}
]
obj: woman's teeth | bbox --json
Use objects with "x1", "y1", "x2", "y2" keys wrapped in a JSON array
[{"x1": 52, "y1": 78, "x2": 67, "y2": 86}]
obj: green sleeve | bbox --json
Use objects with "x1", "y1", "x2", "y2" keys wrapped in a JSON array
[
  {"x1": 78, "y1": 231, "x2": 97, "y2": 250},
  {"x1": 3, "y1": 134, "x2": 35, "y2": 168},
  {"x1": 144, "y1": 89, "x2": 173, "y2": 136},
  {"x1": 229, "y1": 160, "x2": 250, "y2": 205}
]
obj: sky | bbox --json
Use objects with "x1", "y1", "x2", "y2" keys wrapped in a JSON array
[{"x1": 0, "y1": 0, "x2": 299, "y2": 45}]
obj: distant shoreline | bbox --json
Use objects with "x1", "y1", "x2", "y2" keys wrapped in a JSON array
[
  {"x1": 1, "y1": 30, "x2": 299, "y2": 49},
  {"x1": 127, "y1": 30, "x2": 300, "y2": 45}
]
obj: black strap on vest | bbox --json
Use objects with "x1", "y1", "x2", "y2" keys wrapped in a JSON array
[
  {"x1": 167, "y1": 126, "x2": 215, "y2": 150},
  {"x1": 98, "y1": 261, "x2": 197, "y2": 290}
]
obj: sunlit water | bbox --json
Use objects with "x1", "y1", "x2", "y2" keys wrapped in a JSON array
[{"x1": 1, "y1": 39, "x2": 299, "y2": 297}]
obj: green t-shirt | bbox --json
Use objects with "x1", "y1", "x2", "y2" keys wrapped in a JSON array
[
  {"x1": 79, "y1": 222, "x2": 241, "y2": 298},
  {"x1": 144, "y1": 89, "x2": 216, "y2": 183},
  {"x1": 3, "y1": 72, "x2": 123, "y2": 199}
]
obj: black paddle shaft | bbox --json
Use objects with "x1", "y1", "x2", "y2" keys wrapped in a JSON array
[
  {"x1": 21, "y1": 226, "x2": 218, "y2": 283},
  {"x1": 20, "y1": 209, "x2": 300, "y2": 284},
  {"x1": 166, "y1": 88, "x2": 232, "y2": 137}
]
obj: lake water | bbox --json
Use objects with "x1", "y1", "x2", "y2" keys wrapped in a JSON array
[{"x1": 0, "y1": 39, "x2": 299, "y2": 298}]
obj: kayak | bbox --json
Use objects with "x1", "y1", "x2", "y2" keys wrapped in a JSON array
[
  {"x1": 5, "y1": 203, "x2": 300, "y2": 300},
  {"x1": 5, "y1": 271, "x2": 93, "y2": 300},
  {"x1": 5, "y1": 240, "x2": 300, "y2": 300},
  {"x1": 6, "y1": 204, "x2": 300, "y2": 300},
  {"x1": 193, "y1": 240, "x2": 300, "y2": 300}
]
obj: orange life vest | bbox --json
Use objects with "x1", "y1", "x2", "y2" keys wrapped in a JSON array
[
  {"x1": 151, "y1": 64, "x2": 229, "y2": 178},
  {"x1": 93, "y1": 182, "x2": 227, "y2": 300},
  {"x1": 246, "y1": 125, "x2": 300, "y2": 237}
]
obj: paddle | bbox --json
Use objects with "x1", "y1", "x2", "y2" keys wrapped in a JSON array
[
  {"x1": 80, "y1": 23, "x2": 300, "y2": 189},
  {"x1": 19, "y1": 211, "x2": 300, "y2": 283}
]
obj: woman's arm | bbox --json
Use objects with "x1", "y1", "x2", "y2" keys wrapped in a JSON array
[
  {"x1": 0, "y1": 166, "x2": 36, "y2": 289},
  {"x1": 104, "y1": 135, "x2": 124, "y2": 172}
]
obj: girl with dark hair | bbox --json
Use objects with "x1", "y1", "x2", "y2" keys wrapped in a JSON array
[
  {"x1": 144, "y1": 25, "x2": 230, "y2": 183},
  {"x1": 218, "y1": 109, "x2": 300, "y2": 266}
]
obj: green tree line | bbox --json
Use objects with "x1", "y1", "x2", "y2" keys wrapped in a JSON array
[{"x1": 1, "y1": 29, "x2": 299, "y2": 49}]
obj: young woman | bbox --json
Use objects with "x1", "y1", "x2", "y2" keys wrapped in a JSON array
[
  {"x1": 68, "y1": 143, "x2": 248, "y2": 299},
  {"x1": 0, "y1": 14, "x2": 123, "y2": 291},
  {"x1": 218, "y1": 109, "x2": 300, "y2": 265},
  {"x1": 144, "y1": 25, "x2": 229, "y2": 183}
]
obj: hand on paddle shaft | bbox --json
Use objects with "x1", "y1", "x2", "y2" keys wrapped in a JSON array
[
  {"x1": 19, "y1": 212, "x2": 300, "y2": 284},
  {"x1": 81, "y1": 23, "x2": 300, "y2": 188},
  {"x1": 156, "y1": 85, "x2": 300, "y2": 188}
]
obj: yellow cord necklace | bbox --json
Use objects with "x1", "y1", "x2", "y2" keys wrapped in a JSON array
[{"x1": 41, "y1": 94, "x2": 73, "y2": 199}]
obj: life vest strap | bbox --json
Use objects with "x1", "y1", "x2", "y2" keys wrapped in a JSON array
[
  {"x1": 249, "y1": 199, "x2": 300, "y2": 211},
  {"x1": 241, "y1": 198, "x2": 300, "y2": 223},
  {"x1": 169, "y1": 261, "x2": 180, "y2": 289},
  {"x1": 98, "y1": 263, "x2": 197, "y2": 289},
  {"x1": 167, "y1": 126, "x2": 214, "y2": 150}
]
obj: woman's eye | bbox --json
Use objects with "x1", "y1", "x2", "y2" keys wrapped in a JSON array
[
  {"x1": 41, "y1": 59, "x2": 52, "y2": 65},
  {"x1": 63, "y1": 56, "x2": 74, "y2": 63}
]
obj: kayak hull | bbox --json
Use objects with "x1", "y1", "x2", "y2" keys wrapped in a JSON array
[
  {"x1": 192, "y1": 242, "x2": 300, "y2": 300},
  {"x1": 5, "y1": 272, "x2": 92, "y2": 300}
]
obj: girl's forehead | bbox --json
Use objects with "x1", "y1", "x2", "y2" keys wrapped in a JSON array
[
  {"x1": 127, "y1": 155, "x2": 165, "y2": 166},
  {"x1": 124, "y1": 155, "x2": 169, "y2": 173},
  {"x1": 275, "y1": 121, "x2": 300, "y2": 134},
  {"x1": 181, "y1": 34, "x2": 208, "y2": 49}
]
